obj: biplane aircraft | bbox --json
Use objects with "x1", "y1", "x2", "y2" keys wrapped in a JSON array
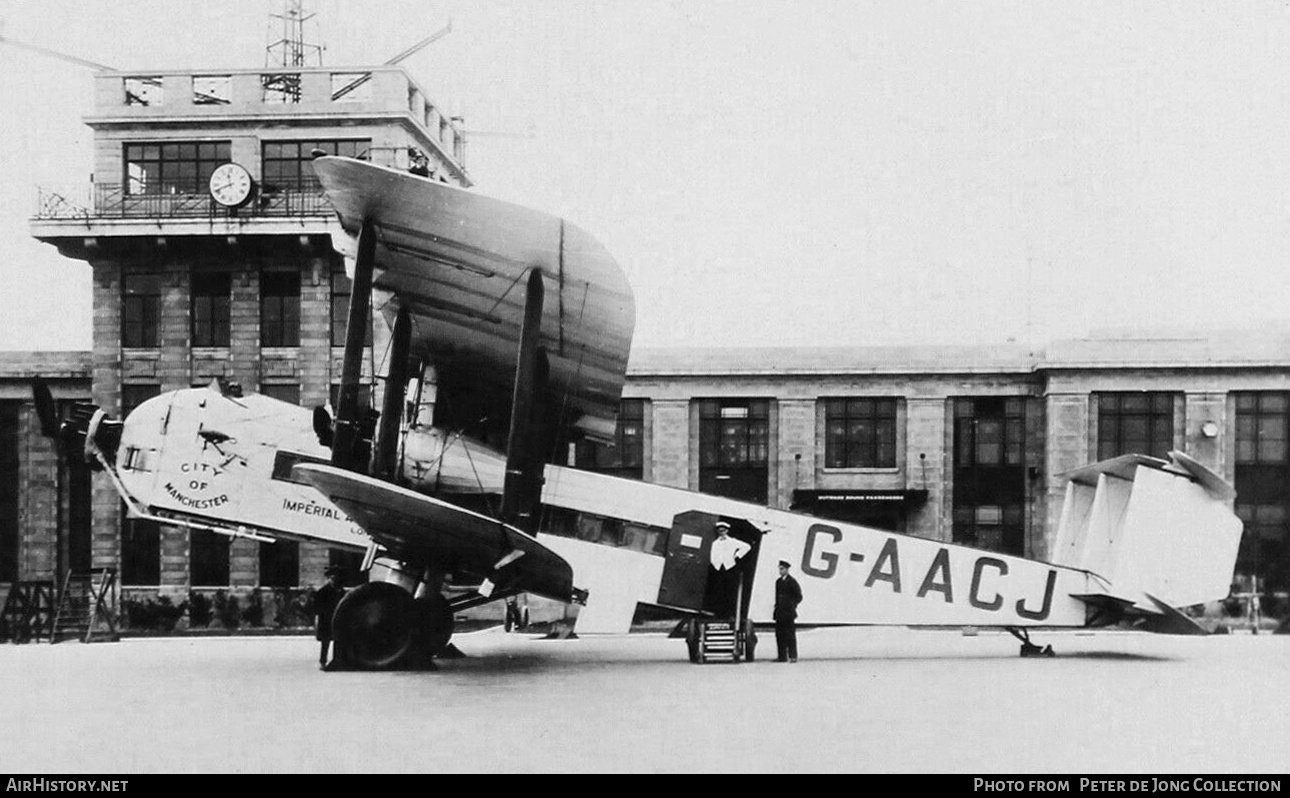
[{"x1": 34, "y1": 156, "x2": 1245, "y2": 668}]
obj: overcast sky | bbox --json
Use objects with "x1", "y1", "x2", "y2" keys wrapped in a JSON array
[{"x1": 3, "y1": 0, "x2": 1290, "y2": 352}]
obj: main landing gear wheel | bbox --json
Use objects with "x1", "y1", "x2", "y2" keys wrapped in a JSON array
[
  {"x1": 332, "y1": 582, "x2": 415, "y2": 670},
  {"x1": 410, "y1": 593, "x2": 455, "y2": 664}
]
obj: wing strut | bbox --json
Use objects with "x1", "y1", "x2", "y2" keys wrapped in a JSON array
[
  {"x1": 499, "y1": 268, "x2": 547, "y2": 533},
  {"x1": 333, "y1": 218, "x2": 377, "y2": 473},
  {"x1": 371, "y1": 306, "x2": 412, "y2": 481}
]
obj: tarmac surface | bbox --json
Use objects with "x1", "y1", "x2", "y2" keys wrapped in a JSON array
[{"x1": 1, "y1": 626, "x2": 1287, "y2": 774}]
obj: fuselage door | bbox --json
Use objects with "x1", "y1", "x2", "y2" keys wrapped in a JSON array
[{"x1": 656, "y1": 510, "x2": 718, "y2": 611}]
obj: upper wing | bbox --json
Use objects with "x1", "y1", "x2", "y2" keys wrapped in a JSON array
[
  {"x1": 313, "y1": 156, "x2": 635, "y2": 442},
  {"x1": 292, "y1": 463, "x2": 577, "y2": 603}
]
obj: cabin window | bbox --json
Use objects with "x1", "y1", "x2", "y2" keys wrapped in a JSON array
[
  {"x1": 823, "y1": 398, "x2": 898, "y2": 468},
  {"x1": 190, "y1": 530, "x2": 230, "y2": 587},
  {"x1": 121, "y1": 273, "x2": 161, "y2": 348},
  {"x1": 1096, "y1": 392, "x2": 1176, "y2": 460},
  {"x1": 191, "y1": 271, "x2": 231, "y2": 347},
  {"x1": 539, "y1": 506, "x2": 667, "y2": 556},
  {"x1": 259, "y1": 539, "x2": 299, "y2": 588},
  {"x1": 124, "y1": 141, "x2": 230, "y2": 195},
  {"x1": 260, "y1": 271, "x2": 300, "y2": 347}
]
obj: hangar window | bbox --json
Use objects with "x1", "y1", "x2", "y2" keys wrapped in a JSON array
[
  {"x1": 190, "y1": 530, "x2": 230, "y2": 587},
  {"x1": 574, "y1": 399, "x2": 646, "y2": 479},
  {"x1": 328, "y1": 549, "x2": 365, "y2": 587},
  {"x1": 262, "y1": 140, "x2": 369, "y2": 193},
  {"x1": 193, "y1": 75, "x2": 231, "y2": 105},
  {"x1": 123, "y1": 76, "x2": 163, "y2": 106},
  {"x1": 261, "y1": 73, "x2": 302, "y2": 104},
  {"x1": 329, "y1": 384, "x2": 373, "y2": 414},
  {"x1": 124, "y1": 141, "x2": 231, "y2": 196},
  {"x1": 259, "y1": 539, "x2": 299, "y2": 588},
  {"x1": 0, "y1": 402, "x2": 18, "y2": 583},
  {"x1": 698, "y1": 399, "x2": 770, "y2": 504},
  {"x1": 330, "y1": 266, "x2": 374, "y2": 347},
  {"x1": 1096, "y1": 392, "x2": 1176, "y2": 460},
  {"x1": 191, "y1": 271, "x2": 231, "y2": 348},
  {"x1": 261, "y1": 384, "x2": 300, "y2": 405},
  {"x1": 120, "y1": 503, "x2": 160, "y2": 586},
  {"x1": 1233, "y1": 392, "x2": 1290, "y2": 597},
  {"x1": 824, "y1": 398, "x2": 898, "y2": 468},
  {"x1": 260, "y1": 270, "x2": 300, "y2": 347},
  {"x1": 1236, "y1": 392, "x2": 1289, "y2": 465},
  {"x1": 122, "y1": 274, "x2": 161, "y2": 349},
  {"x1": 121, "y1": 384, "x2": 160, "y2": 418},
  {"x1": 951, "y1": 397, "x2": 1028, "y2": 557},
  {"x1": 331, "y1": 73, "x2": 373, "y2": 102}
]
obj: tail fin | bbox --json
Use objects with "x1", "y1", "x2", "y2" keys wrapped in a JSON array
[{"x1": 1053, "y1": 451, "x2": 1242, "y2": 612}]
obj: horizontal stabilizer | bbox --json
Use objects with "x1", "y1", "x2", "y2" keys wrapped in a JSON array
[
  {"x1": 1070, "y1": 593, "x2": 1137, "y2": 627},
  {"x1": 1136, "y1": 594, "x2": 1210, "y2": 636}
]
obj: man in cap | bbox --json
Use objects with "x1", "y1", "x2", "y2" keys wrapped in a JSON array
[
  {"x1": 707, "y1": 520, "x2": 751, "y2": 619},
  {"x1": 314, "y1": 564, "x2": 346, "y2": 670},
  {"x1": 773, "y1": 560, "x2": 803, "y2": 662}
]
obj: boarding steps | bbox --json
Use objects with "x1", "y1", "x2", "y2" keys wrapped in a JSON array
[
  {"x1": 50, "y1": 568, "x2": 118, "y2": 644},
  {"x1": 688, "y1": 619, "x2": 757, "y2": 664},
  {"x1": 0, "y1": 580, "x2": 57, "y2": 642}
]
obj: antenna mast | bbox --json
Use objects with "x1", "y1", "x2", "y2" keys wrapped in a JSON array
[{"x1": 266, "y1": 0, "x2": 324, "y2": 67}]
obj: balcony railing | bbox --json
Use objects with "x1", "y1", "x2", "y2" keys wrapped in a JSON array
[{"x1": 34, "y1": 181, "x2": 334, "y2": 222}]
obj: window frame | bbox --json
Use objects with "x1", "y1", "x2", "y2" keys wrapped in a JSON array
[
  {"x1": 262, "y1": 139, "x2": 369, "y2": 193},
  {"x1": 698, "y1": 399, "x2": 770, "y2": 470},
  {"x1": 574, "y1": 399, "x2": 645, "y2": 478},
  {"x1": 1096, "y1": 392, "x2": 1176, "y2": 460},
  {"x1": 190, "y1": 529, "x2": 230, "y2": 587},
  {"x1": 823, "y1": 397, "x2": 898, "y2": 469},
  {"x1": 124, "y1": 141, "x2": 231, "y2": 196},
  {"x1": 259, "y1": 270, "x2": 301, "y2": 348},
  {"x1": 121, "y1": 273, "x2": 162, "y2": 349},
  {"x1": 191, "y1": 271, "x2": 232, "y2": 348}
]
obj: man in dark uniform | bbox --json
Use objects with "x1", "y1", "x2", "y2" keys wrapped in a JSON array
[
  {"x1": 773, "y1": 560, "x2": 803, "y2": 662},
  {"x1": 314, "y1": 565, "x2": 346, "y2": 670}
]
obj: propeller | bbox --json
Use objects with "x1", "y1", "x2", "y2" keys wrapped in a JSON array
[
  {"x1": 30, "y1": 379, "x2": 120, "y2": 469},
  {"x1": 313, "y1": 405, "x2": 334, "y2": 448},
  {"x1": 32, "y1": 378, "x2": 61, "y2": 439}
]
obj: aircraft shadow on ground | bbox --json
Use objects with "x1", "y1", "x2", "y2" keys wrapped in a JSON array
[
  {"x1": 1051, "y1": 651, "x2": 1174, "y2": 662},
  {"x1": 425, "y1": 646, "x2": 1176, "y2": 671}
]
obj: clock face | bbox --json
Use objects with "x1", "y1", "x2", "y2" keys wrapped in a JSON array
[{"x1": 209, "y1": 163, "x2": 253, "y2": 207}]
